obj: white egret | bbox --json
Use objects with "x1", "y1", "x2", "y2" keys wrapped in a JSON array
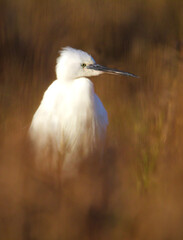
[{"x1": 29, "y1": 47, "x2": 138, "y2": 175}]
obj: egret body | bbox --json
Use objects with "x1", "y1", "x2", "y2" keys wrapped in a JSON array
[{"x1": 29, "y1": 47, "x2": 137, "y2": 174}]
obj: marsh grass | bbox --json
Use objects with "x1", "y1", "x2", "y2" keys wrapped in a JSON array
[{"x1": 0, "y1": 0, "x2": 183, "y2": 239}]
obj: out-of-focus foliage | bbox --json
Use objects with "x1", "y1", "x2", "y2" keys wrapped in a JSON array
[{"x1": 0, "y1": 0, "x2": 183, "y2": 239}]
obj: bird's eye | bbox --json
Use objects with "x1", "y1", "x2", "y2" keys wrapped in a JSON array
[{"x1": 81, "y1": 63, "x2": 86, "y2": 68}]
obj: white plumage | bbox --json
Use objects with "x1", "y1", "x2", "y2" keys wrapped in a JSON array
[{"x1": 29, "y1": 47, "x2": 137, "y2": 174}]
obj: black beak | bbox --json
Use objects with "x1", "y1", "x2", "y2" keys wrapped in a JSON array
[{"x1": 87, "y1": 64, "x2": 139, "y2": 78}]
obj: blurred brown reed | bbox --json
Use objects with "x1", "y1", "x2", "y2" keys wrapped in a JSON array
[{"x1": 0, "y1": 0, "x2": 183, "y2": 239}]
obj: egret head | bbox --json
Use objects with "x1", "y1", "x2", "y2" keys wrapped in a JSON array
[{"x1": 56, "y1": 47, "x2": 138, "y2": 81}]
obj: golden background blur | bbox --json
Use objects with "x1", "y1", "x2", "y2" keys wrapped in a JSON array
[{"x1": 0, "y1": 0, "x2": 183, "y2": 239}]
